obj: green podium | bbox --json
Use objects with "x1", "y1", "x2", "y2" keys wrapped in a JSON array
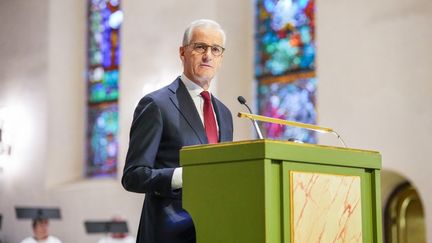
[{"x1": 181, "y1": 139, "x2": 382, "y2": 243}]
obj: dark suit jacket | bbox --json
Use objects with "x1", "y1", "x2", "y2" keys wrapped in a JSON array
[{"x1": 122, "y1": 77, "x2": 233, "y2": 243}]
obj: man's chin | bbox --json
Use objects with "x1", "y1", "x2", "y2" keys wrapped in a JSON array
[{"x1": 192, "y1": 75, "x2": 214, "y2": 88}]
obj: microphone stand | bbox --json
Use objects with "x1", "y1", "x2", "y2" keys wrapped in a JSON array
[{"x1": 237, "y1": 97, "x2": 263, "y2": 139}]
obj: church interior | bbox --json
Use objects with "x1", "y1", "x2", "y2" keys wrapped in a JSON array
[{"x1": 0, "y1": 0, "x2": 431, "y2": 242}]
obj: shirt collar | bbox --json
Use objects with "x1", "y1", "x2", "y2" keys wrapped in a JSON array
[{"x1": 181, "y1": 74, "x2": 208, "y2": 97}]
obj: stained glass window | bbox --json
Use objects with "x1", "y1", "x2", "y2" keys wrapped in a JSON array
[
  {"x1": 86, "y1": 0, "x2": 122, "y2": 177},
  {"x1": 255, "y1": 0, "x2": 317, "y2": 143}
]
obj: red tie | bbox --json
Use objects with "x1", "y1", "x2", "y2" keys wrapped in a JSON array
[{"x1": 201, "y1": 91, "x2": 218, "y2": 144}]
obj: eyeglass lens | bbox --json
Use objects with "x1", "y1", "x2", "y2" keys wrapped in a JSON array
[{"x1": 191, "y1": 43, "x2": 224, "y2": 56}]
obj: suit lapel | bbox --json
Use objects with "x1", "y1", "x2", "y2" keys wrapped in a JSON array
[
  {"x1": 169, "y1": 78, "x2": 208, "y2": 144},
  {"x1": 212, "y1": 97, "x2": 229, "y2": 142}
]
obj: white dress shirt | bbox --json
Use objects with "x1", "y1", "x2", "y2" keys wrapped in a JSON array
[{"x1": 171, "y1": 74, "x2": 219, "y2": 190}]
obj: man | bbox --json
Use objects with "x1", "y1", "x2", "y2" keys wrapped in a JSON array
[
  {"x1": 122, "y1": 19, "x2": 233, "y2": 243},
  {"x1": 20, "y1": 218, "x2": 62, "y2": 243}
]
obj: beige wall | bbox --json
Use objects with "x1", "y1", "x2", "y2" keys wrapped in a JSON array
[
  {"x1": 1, "y1": 0, "x2": 432, "y2": 242},
  {"x1": 317, "y1": 0, "x2": 432, "y2": 241},
  {"x1": 0, "y1": 0, "x2": 50, "y2": 240},
  {"x1": 0, "y1": 0, "x2": 143, "y2": 242}
]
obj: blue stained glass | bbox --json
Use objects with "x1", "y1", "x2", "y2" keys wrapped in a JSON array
[
  {"x1": 258, "y1": 78, "x2": 317, "y2": 143},
  {"x1": 299, "y1": 26, "x2": 311, "y2": 43},
  {"x1": 298, "y1": 0, "x2": 309, "y2": 8},
  {"x1": 256, "y1": 0, "x2": 315, "y2": 76},
  {"x1": 115, "y1": 48, "x2": 120, "y2": 66},
  {"x1": 256, "y1": 0, "x2": 317, "y2": 144},
  {"x1": 105, "y1": 70, "x2": 119, "y2": 85},
  {"x1": 264, "y1": 0, "x2": 277, "y2": 12},
  {"x1": 87, "y1": 0, "x2": 122, "y2": 178},
  {"x1": 89, "y1": 70, "x2": 119, "y2": 103},
  {"x1": 300, "y1": 44, "x2": 314, "y2": 68},
  {"x1": 110, "y1": 0, "x2": 120, "y2": 7},
  {"x1": 102, "y1": 32, "x2": 112, "y2": 68},
  {"x1": 87, "y1": 104, "x2": 119, "y2": 177}
]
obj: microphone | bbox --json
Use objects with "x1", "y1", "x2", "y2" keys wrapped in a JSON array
[{"x1": 237, "y1": 96, "x2": 264, "y2": 139}]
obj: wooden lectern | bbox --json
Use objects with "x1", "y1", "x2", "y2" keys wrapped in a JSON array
[{"x1": 181, "y1": 139, "x2": 382, "y2": 243}]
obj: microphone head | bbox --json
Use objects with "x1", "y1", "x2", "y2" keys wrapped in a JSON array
[{"x1": 237, "y1": 96, "x2": 247, "y2": 105}]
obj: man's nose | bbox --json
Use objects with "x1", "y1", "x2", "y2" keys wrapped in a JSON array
[{"x1": 202, "y1": 47, "x2": 213, "y2": 61}]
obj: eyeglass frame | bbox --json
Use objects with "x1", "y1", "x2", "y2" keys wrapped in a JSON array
[{"x1": 184, "y1": 42, "x2": 226, "y2": 57}]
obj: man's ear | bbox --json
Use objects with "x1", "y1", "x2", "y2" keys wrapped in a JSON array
[{"x1": 179, "y1": 46, "x2": 185, "y2": 62}]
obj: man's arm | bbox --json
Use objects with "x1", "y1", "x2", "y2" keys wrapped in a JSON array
[{"x1": 121, "y1": 97, "x2": 178, "y2": 198}]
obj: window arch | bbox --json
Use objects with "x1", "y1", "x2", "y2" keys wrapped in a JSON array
[{"x1": 384, "y1": 181, "x2": 426, "y2": 243}]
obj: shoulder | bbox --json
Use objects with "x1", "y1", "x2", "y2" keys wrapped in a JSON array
[
  {"x1": 134, "y1": 79, "x2": 179, "y2": 109},
  {"x1": 142, "y1": 77, "x2": 182, "y2": 102},
  {"x1": 133, "y1": 78, "x2": 184, "y2": 116}
]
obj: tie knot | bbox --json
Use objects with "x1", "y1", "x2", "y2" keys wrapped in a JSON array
[{"x1": 200, "y1": 91, "x2": 211, "y2": 101}]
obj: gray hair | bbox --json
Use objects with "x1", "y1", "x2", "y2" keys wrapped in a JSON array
[{"x1": 182, "y1": 19, "x2": 226, "y2": 46}]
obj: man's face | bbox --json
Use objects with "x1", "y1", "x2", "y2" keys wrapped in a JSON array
[
  {"x1": 33, "y1": 219, "x2": 49, "y2": 240},
  {"x1": 179, "y1": 27, "x2": 224, "y2": 90}
]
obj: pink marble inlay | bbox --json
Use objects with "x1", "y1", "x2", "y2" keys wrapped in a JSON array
[{"x1": 291, "y1": 171, "x2": 362, "y2": 243}]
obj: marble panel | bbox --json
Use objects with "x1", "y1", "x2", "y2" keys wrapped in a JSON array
[{"x1": 291, "y1": 171, "x2": 362, "y2": 242}]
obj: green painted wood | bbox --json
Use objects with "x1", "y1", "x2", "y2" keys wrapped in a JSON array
[
  {"x1": 281, "y1": 162, "x2": 292, "y2": 243},
  {"x1": 183, "y1": 159, "x2": 266, "y2": 243},
  {"x1": 362, "y1": 169, "x2": 374, "y2": 243},
  {"x1": 181, "y1": 140, "x2": 382, "y2": 243},
  {"x1": 181, "y1": 139, "x2": 381, "y2": 169},
  {"x1": 264, "y1": 160, "x2": 282, "y2": 242},
  {"x1": 372, "y1": 170, "x2": 383, "y2": 243}
]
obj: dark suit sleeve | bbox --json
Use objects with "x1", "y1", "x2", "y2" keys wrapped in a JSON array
[{"x1": 122, "y1": 96, "x2": 176, "y2": 198}]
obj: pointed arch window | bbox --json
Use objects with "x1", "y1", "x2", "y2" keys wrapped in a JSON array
[{"x1": 86, "y1": 0, "x2": 122, "y2": 177}]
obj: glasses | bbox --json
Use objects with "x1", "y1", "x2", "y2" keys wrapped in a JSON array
[{"x1": 186, "y1": 42, "x2": 225, "y2": 57}]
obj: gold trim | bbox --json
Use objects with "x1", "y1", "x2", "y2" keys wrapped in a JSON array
[
  {"x1": 238, "y1": 112, "x2": 334, "y2": 133},
  {"x1": 398, "y1": 195, "x2": 415, "y2": 240}
]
